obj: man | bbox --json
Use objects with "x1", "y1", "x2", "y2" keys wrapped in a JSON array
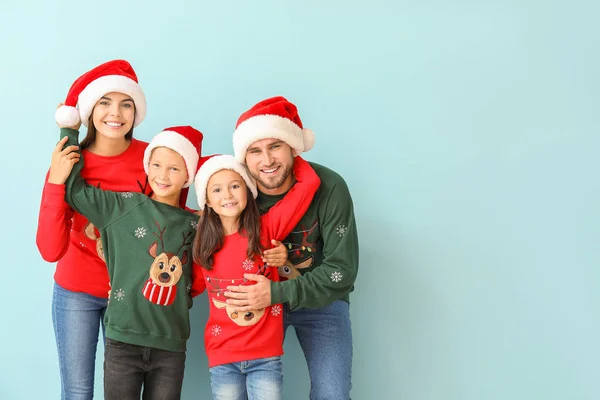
[{"x1": 224, "y1": 96, "x2": 359, "y2": 399}]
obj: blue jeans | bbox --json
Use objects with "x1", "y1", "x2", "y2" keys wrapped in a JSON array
[
  {"x1": 52, "y1": 282, "x2": 107, "y2": 400},
  {"x1": 103, "y1": 338, "x2": 186, "y2": 400},
  {"x1": 209, "y1": 357, "x2": 283, "y2": 400},
  {"x1": 284, "y1": 300, "x2": 353, "y2": 400}
]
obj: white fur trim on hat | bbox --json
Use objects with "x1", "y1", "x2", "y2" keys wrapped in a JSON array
[
  {"x1": 55, "y1": 105, "x2": 81, "y2": 127},
  {"x1": 302, "y1": 128, "x2": 315, "y2": 152},
  {"x1": 233, "y1": 114, "x2": 308, "y2": 163},
  {"x1": 78, "y1": 75, "x2": 147, "y2": 128},
  {"x1": 143, "y1": 130, "x2": 200, "y2": 188},
  {"x1": 194, "y1": 155, "x2": 258, "y2": 211}
]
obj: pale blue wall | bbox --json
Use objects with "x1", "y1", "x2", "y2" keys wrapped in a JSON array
[{"x1": 1, "y1": 0, "x2": 598, "y2": 399}]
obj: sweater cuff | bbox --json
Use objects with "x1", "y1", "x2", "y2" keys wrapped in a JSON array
[
  {"x1": 43, "y1": 183, "x2": 68, "y2": 208},
  {"x1": 270, "y1": 279, "x2": 297, "y2": 308}
]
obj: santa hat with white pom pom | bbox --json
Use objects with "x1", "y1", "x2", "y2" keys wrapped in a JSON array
[
  {"x1": 55, "y1": 59, "x2": 146, "y2": 128},
  {"x1": 232, "y1": 96, "x2": 315, "y2": 163}
]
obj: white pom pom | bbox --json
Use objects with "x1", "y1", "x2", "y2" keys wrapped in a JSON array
[
  {"x1": 302, "y1": 128, "x2": 315, "y2": 152},
  {"x1": 55, "y1": 105, "x2": 80, "y2": 127}
]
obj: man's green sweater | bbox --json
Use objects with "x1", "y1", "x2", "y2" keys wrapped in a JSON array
[{"x1": 257, "y1": 162, "x2": 359, "y2": 311}]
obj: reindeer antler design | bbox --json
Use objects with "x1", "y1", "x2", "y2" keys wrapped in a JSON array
[
  {"x1": 137, "y1": 176, "x2": 152, "y2": 195},
  {"x1": 175, "y1": 231, "x2": 193, "y2": 257},
  {"x1": 285, "y1": 220, "x2": 319, "y2": 255},
  {"x1": 152, "y1": 221, "x2": 167, "y2": 253},
  {"x1": 206, "y1": 258, "x2": 271, "y2": 297}
]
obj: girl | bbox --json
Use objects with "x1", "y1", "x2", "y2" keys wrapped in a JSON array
[
  {"x1": 37, "y1": 60, "x2": 287, "y2": 399},
  {"x1": 53, "y1": 123, "x2": 204, "y2": 399},
  {"x1": 192, "y1": 154, "x2": 321, "y2": 400}
]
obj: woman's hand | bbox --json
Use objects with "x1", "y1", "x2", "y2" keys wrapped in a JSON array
[{"x1": 48, "y1": 136, "x2": 80, "y2": 184}]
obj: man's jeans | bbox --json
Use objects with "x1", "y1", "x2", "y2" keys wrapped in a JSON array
[
  {"x1": 103, "y1": 338, "x2": 186, "y2": 400},
  {"x1": 52, "y1": 282, "x2": 107, "y2": 400},
  {"x1": 284, "y1": 300, "x2": 353, "y2": 400},
  {"x1": 209, "y1": 356, "x2": 283, "y2": 400}
]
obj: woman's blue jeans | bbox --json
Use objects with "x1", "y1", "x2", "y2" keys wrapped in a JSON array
[{"x1": 52, "y1": 283, "x2": 107, "y2": 400}]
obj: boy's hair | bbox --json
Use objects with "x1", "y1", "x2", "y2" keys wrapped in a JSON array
[
  {"x1": 193, "y1": 186, "x2": 262, "y2": 270},
  {"x1": 80, "y1": 112, "x2": 134, "y2": 150}
]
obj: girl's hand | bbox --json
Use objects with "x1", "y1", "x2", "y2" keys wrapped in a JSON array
[
  {"x1": 56, "y1": 103, "x2": 82, "y2": 130},
  {"x1": 48, "y1": 136, "x2": 80, "y2": 184},
  {"x1": 262, "y1": 240, "x2": 288, "y2": 267}
]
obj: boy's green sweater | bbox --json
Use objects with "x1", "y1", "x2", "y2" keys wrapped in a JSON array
[
  {"x1": 61, "y1": 128, "x2": 198, "y2": 352},
  {"x1": 257, "y1": 162, "x2": 359, "y2": 311}
]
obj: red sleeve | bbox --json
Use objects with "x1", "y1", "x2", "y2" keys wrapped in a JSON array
[
  {"x1": 190, "y1": 262, "x2": 206, "y2": 298},
  {"x1": 36, "y1": 171, "x2": 74, "y2": 262},
  {"x1": 260, "y1": 156, "x2": 321, "y2": 243}
]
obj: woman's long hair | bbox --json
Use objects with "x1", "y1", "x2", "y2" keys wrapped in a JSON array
[
  {"x1": 80, "y1": 109, "x2": 135, "y2": 150},
  {"x1": 193, "y1": 186, "x2": 262, "y2": 270}
]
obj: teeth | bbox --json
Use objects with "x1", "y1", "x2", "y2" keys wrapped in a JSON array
[
  {"x1": 262, "y1": 167, "x2": 277, "y2": 173},
  {"x1": 105, "y1": 122, "x2": 123, "y2": 127}
]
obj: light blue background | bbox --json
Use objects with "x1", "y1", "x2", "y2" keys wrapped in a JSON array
[{"x1": 1, "y1": 0, "x2": 598, "y2": 399}]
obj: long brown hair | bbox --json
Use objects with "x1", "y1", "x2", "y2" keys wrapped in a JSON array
[
  {"x1": 193, "y1": 186, "x2": 262, "y2": 270},
  {"x1": 80, "y1": 109, "x2": 135, "y2": 150}
]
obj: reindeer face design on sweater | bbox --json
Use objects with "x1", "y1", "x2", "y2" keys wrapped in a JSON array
[
  {"x1": 278, "y1": 258, "x2": 313, "y2": 280},
  {"x1": 84, "y1": 222, "x2": 105, "y2": 262},
  {"x1": 277, "y1": 220, "x2": 318, "y2": 280},
  {"x1": 142, "y1": 222, "x2": 193, "y2": 307},
  {"x1": 206, "y1": 263, "x2": 272, "y2": 327},
  {"x1": 212, "y1": 298, "x2": 265, "y2": 327},
  {"x1": 148, "y1": 244, "x2": 185, "y2": 287}
]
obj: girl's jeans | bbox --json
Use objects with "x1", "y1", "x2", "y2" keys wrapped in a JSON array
[{"x1": 209, "y1": 356, "x2": 283, "y2": 400}]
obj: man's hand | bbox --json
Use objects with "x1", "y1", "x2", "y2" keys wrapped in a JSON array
[
  {"x1": 262, "y1": 239, "x2": 287, "y2": 267},
  {"x1": 225, "y1": 274, "x2": 271, "y2": 311}
]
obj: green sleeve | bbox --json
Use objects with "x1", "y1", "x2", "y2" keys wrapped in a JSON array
[
  {"x1": 60, "y1": 128, "x2": 145, "y2": 229},
  {"x1": 270, "y1": 178, "x2": 359, "y2": 310}
]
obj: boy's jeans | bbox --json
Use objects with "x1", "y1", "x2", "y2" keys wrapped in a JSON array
[
  {"x1": 103, "y1": 338, "x2": 186, "y2": 400},
  {"x1": 209, "y1": 356, "x2": 283, "y2": 400}
]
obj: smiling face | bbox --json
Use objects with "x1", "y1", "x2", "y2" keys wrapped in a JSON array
[
  {"x1": 91, "y1": 92, "x2": 135, "y2": 140},
  {"x1": 244, "y1": 138, "x2": 295, "y2": 195},
  {"x1": 205, "y1": 169, "x2": 248, "y2": 224},
  {"x1": 147, "y1": 147, "x2": 188, "y2": 206}
]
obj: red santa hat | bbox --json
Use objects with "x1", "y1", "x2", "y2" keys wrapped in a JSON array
[
  {"x1": 143, "y1": 126, "x2": 203, "y2": 188},
  {"x1": 232, "y1": 96, "x2": 315, "y2": 163},
  {"x1": 194, "y1": 154, "x2": 258, "y2": 210},
  {"x1": 55, "y1": 59, "x2": 147, "y2": 128}
]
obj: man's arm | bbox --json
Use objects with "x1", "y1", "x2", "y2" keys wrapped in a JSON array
[
  {"x1": 226, "y1": 176, "x2": 359, "y2": 311},
  {"x1": 271, "y1": 178, "x2": 359, "y2": 310}
]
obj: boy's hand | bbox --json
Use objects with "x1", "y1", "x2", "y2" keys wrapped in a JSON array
[
  {"x1": 48, "y1": 136, "x2": 80, "y2": 184},
  {"x1": 262, "y1": 240, "x2": 288, "y2": 267}
]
